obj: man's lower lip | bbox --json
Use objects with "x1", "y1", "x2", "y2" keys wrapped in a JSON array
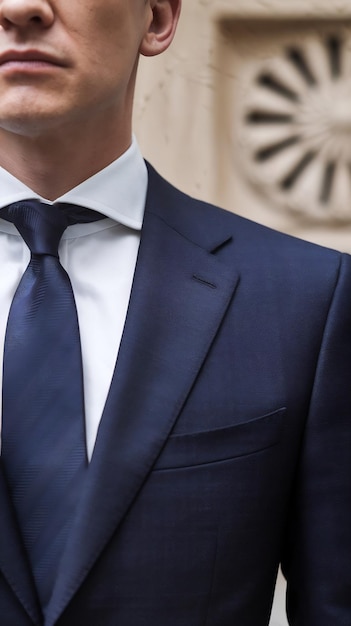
[{"x1": 0, "y1": 60, "x2": 61, "y2": 71}]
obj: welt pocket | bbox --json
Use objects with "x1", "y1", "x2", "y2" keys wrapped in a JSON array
[{"x1": 153, "y1": 407, "x2": 286, "y2": 470}]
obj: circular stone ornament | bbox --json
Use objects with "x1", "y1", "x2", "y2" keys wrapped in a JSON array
[{"x1": 240, "y1": 33, "x2": 351, "y2": 224}]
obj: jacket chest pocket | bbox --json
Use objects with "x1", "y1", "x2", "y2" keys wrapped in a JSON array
[{"x1": 153, "y1": 407, "x2": 286, "y2": 470}]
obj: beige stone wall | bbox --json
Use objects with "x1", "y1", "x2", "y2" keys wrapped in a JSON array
[
  {"x1": 134, "y1": 0, "x2": 351, "y2": 252},
  {"x1": 134, "y1": 3, "x2": 351, "y2": 623}
]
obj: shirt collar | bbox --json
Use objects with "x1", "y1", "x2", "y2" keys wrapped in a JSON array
[{"x1": 0, "y1": 136, "x2": 147, "y2": 231}]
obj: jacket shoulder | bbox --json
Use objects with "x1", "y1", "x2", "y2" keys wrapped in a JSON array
[{"x1": 145, "y1": 162, "x2": 345, "y2": 271}]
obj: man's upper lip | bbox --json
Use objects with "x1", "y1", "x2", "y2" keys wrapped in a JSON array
[{"x1": 0, "y1": 50, "x2": 66, "y2": 66}]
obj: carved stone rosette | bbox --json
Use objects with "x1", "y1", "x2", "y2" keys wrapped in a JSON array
[{"x1": 240, "y1": 33, "x2": 351, "y2": 224}]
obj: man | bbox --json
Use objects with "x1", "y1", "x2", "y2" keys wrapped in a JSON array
[{"x1": 0, "y1": 0, "x2": 349, "y2": 625}]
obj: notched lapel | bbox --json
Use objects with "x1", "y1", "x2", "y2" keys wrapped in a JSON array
[
  {"x1": 0, "y1": 463, "x2": 41, "y2": 625},
  {"x1": 46, "y1": 181, "x2": 240, "y2": 625}
]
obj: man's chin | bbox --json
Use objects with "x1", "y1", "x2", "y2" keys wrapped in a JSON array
[{"x1": 0, "y1": 106, "x2": 73, "y2": 139}]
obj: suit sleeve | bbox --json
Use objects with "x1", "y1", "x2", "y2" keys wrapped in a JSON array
[{"x1": 281, "y1": 252, "x2": 351, "y2": 624}]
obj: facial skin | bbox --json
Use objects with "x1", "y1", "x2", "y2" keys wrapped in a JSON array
[{"x1": 0, "y1": 0, "x2": 181, "y2": 197}]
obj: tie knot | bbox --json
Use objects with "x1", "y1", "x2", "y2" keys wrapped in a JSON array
[{"x1": 2, "y1": 200, "x2": 68, "y2": 257}]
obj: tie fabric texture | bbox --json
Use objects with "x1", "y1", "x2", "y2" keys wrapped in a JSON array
[{"x1": 0, "y1": 200, "x2": 100, "y2": 611}]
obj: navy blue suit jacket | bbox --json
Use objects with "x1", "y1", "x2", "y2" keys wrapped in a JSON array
[{"x1": 1, "y1": 164, "x2": 351, "y2": 625}]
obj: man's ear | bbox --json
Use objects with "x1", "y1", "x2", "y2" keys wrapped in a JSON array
[{"x1": 140, "y1": 0, "x2": 181, "y2": 57}]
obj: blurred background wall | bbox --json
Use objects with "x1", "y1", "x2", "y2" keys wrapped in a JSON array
[
  {"x1": 134, "y1": 1, "x2": 351, "y2": 623},
  {"x1": 135, "y1": 0, "x2": 351, "y2": 253}
]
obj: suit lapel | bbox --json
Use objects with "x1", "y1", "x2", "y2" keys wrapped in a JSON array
[
  {"x1": 0, "y1": 463, "x2": 42, "y2": 624},
  {"x1": 45, "y1": 170, "x2": 240, "y2": 625}
]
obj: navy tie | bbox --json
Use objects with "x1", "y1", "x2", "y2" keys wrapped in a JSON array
[{"x1": 1, "y1": 200, "x2": 98, "y2": 611}]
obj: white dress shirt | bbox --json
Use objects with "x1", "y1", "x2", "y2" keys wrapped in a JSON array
[{"x1": 0, "y1": 137, "x2": 148, "y2": 460}]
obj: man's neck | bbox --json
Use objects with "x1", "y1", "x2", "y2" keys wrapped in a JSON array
[{"x1": 0, "y1": 122, "x2": 132, "y2": 201}]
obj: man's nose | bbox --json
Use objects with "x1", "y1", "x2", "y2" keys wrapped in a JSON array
[{"x1": 0, "y1": 0, "x2": 54, "y2": 30}]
